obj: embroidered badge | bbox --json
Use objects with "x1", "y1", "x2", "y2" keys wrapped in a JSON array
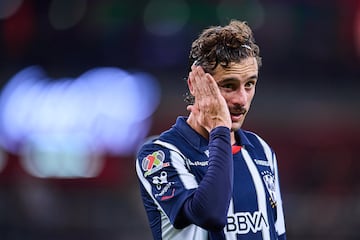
[
  {"x1": 152, "y1": 171, "x2": 168, "y2": 190},
  {"x1": 142, "y1": 150, "x2": 169, "y2": 177},
  {"x1": 261, "y1": 170, "x2": 277, "y2": 208},
  {"x1": 152, "y1": 171, "x2": 176, "y2": 201}
]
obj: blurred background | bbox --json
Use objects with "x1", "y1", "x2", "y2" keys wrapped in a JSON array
[{"x1": 0, "y1": 0, "x2": 359, "y2": 239}]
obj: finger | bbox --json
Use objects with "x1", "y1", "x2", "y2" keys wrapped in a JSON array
[
  {"x1": 192, "y1": 66, "x2": 209, "y2": 95},
  {"x1": 188, "y1": 71, "x2": 198, "y2": 95},
  {"x1": 205, "y1": 73, "x2": 220, "y2": 96},
  {"x1": 189, "y1": 68, "x2": 203, "y2": 97},
  {"x1": 197, "y1": 72, "x2": 217, "y2": 99}
]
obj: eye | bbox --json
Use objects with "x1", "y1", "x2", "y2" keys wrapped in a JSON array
[
  {"x1": 223, "y1": 83, "x2": 234, "y2": 89},
  {"x1": 245, "y1": 80, "x2": 256, "y2": 90},
  {"x1": 219, "y1": 83, "x2": 236, "y2": 92}
]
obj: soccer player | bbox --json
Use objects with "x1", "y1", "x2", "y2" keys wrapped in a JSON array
[{"x1": 135, "y1": 19, "x2": 286, "y2": 240}]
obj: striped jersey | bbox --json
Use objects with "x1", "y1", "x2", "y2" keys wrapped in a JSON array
[{"x1": 136, "y1": 116, "x2": 286, "y2": 239}]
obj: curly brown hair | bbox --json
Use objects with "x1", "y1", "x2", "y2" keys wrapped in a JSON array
[{"x1": 185, "y1": 20, "x2": 262, "y2": 104}]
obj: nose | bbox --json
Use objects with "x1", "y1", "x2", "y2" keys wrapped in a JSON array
[{"x1": 231, "y1": 86, "x2": 248, "y2": 106}]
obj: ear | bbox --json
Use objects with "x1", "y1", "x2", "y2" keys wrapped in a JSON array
[{"x1": 187, "y1": 76, "x2": 195, "y2": 95}]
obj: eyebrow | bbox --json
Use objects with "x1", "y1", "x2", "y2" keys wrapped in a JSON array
[
  {"x1": 218, "y1": 74, "x2": 258, "y2": 84},
  {"x1": 247, "y1": 75, "x2": 258, "y2": 81}
]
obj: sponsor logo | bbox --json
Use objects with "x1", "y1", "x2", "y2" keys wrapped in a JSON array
[
  {"x1": 204, "y1": 150, "x2": 209, "y2": 157},
  {"x1": 186, "y1": 158, "x2": 208, "y2": 167},
  {"x1": 185, "y1": 150, "x2": 209, "y2": 168},
  {"x1": 226, "y1": 211, "x2": 269, "y2": 234},
  {"x1": 254, "y1": 159, "x2": 270, "y2": 167},
  {"x1": 141, "y1": 150, "x2": 170, "y2": 176}
]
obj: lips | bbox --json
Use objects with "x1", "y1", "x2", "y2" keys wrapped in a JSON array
[
  {"x1": 231, "y1": 111, "x2": 245, "y2": 116},
  {"x1": 229, "y1": 107, "x2": 247, "y2": 122},
  {"x1": 230, "y1": 109, "x2": 247, "y2": 116},
  {"x1": 230, "y1": 114, "x2": 243, "y2": 122}
]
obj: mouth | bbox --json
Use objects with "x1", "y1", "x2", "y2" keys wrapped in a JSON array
[
  {"x1": 229, "y1": 108, "x2": 247, "y2": 121},
  {"x1": 230, "y1": 109, "x2": 246, "y2": 116},
  {"x1": 231, "y1": 113, "x2": 243, "y2": 119}
]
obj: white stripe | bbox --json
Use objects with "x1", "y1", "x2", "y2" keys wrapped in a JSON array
[
  {"x1": 273, "y1": 154, "x2": 286, "y2": 235},
  {"x1": 153, "y1": 140, "x2": 185, "y2": 158},
  {"x1": 160, "y1": 211, "x2": 207, "y2": 240},
  {"x1": 154, "y1": 140, "x2": 198, "y2": 189},
  {"x1": 242, "y1": 149, "x2": 271, "y2": 240},
  {"x1": 226, "y1": 199, "x2": 237, "y2": 240},
  {"x1": 256, "y1": 136, "x2": 287, "y2": 235},
  {"x1": 170, "y1": 150, "x2": 198, "y2": 189},
  {"x1": 256, "y1": 135, "x2": 274, "y2": 172}
]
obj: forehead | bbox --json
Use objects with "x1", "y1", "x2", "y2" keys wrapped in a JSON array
[{"x1": 212, "y1": 57, "x2": 258, "y2": 82}]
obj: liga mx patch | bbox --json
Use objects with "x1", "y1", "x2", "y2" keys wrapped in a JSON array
[{"x1": 142, "y1": 150, "x2": 170, "y2": 177}]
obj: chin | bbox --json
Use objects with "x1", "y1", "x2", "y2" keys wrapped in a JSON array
[{"x1": 231, "y1": 122, "x2": 243, "y2": 132}]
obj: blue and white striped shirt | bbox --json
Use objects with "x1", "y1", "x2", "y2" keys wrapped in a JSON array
[{"x1": 136, "y1": 116, "x2": 286, "y2": 239}]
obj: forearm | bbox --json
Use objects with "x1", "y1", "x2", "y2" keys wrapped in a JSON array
[{"x1": 179, "y1": 126, "x2": 233, "y2": 230}]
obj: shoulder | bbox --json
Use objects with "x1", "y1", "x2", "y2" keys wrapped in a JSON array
[
  {"x1": 137, "y1": 126, "x2": 181, "y2": 152},
  {"x1": 240, "y1": 129, "x2": 275, "y2": 159},
  {"x1": 136, "y1": 138, "x2": 174, "y2": 178},
  {"x1": 136, "y1": 130, "x2": 187, "y2": 173},
  {"x1": 242, "y1": 130, "x2": 271, "y2": 148},
  {"x1": 137, "y1": 135, "x2": 171, "y2": 161}
]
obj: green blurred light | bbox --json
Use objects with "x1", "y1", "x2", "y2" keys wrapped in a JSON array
[
  {"x1": 217, "y1": 0, "x2": 264, "y2": 29},
  {"x1": 143, "y1": 0, "x2": 190, "y2": 36},
  {"x1": 49, "y1": 0, "x2": 87, "y2": 30}
]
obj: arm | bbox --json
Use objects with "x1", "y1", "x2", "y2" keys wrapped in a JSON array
[
  {"x1": 136, "y1": 129, "x2": 233, "y2": 232},
  {"x1": 174, "y1": 127, "x2": 232, "y2": 230},
  {"x1": 175, "y1": 65, "x2": 233, "y2": 230}
]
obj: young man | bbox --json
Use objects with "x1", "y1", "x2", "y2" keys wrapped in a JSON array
[{"x1": 136, "y1": 20, "x2": 286, "y2": 240}]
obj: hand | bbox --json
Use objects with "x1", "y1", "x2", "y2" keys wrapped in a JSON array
[{"x1": 187, "y1": 65, "x2": 232, "y2": 132}]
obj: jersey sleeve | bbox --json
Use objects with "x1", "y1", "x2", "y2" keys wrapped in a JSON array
[
  {"x1": 136, "y1": 141, "x2": 198, "y2": 227},
  {"x1": 136, "y1": 126, "x2": 233, "y2": 232}
]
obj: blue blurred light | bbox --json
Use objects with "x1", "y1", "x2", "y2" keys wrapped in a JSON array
[
  {"x1": 0, "y1": 66, "x2": 161, "y2": 178},
  {"x1": 0, "y1": 0, "x2": 23, "y2": 19},
  {"x1": 0, "y1": 66, "x2": 160, "y2": 155},
  {"x1": 0, "y1": 148, "x2": 5, "y2": 174},
  {"x1": 20, "y1": 132, "x2": 103, "y2": 178}
]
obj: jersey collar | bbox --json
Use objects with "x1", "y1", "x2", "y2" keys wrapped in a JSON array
[
  {"x1": 174, "y1": 116, "x2": 254, "y2": 150},
  {"x1": 235, "y1": 128, "x2": 255, "y2": 149},
  {"x1": 173, "y1": 116, "x2": 209, "y2": 151}
]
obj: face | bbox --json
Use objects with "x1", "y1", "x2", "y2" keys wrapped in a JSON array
[{"x1": 211, "y1": 57, "x2": 258, "y2": 131}]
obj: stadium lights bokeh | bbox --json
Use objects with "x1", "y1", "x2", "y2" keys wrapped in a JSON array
[
  {"x1": 0, "y1": 0, "x2": 23, "y2": 19},
  {"x1": 143, "y1": 0, "x2": 190, "y2": 36},
  {"x1": 0, "y1": 66, "x2": 161, "y2": 178},
  {"x1": 0, "y1": 148, "x2": 5, "y2": 173}
]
